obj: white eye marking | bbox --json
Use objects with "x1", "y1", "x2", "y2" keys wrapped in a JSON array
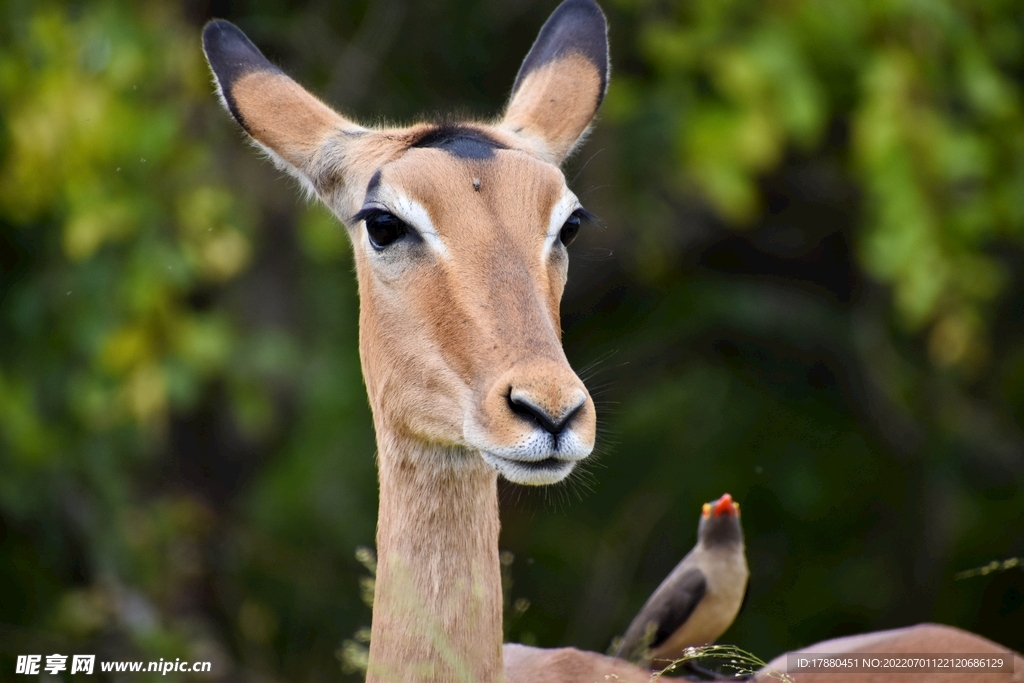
[
  {"x1": 542, "y1": 191, "x2": 581, "y2": 262},
  {"x1": 368, "y1": 184, "x2": 449, "y2": 258}
]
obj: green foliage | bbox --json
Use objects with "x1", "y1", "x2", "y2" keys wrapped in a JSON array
[
  {"x1": 1, "y1": 0, "x2": 234, "y2": 671},
  {"x1": 956, "y1": 556, "x2": 1023, "y2": 580},
  {"x1": 652, "y1": 644, "x2": 793, "y2": 682},
  {"x1": 608, "y1": 0, "x2": 1024, "y2": 370},
  {"x1": 337, "y1": 547, "x2": 376, "y2": 676},
  {"x1": 0, "y1": 1, "x2": 374, "y2": 678},
  {"x1": 1, "y1": 0, "x2": 1022, "y2": 680}
]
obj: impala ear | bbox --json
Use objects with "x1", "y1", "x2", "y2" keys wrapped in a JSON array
[
  {"x1": 501, "y1": 0, "x2": 609, "y2": 164},
  {"x1": 202, "y1": 20, "x2": 364, "y2": 195}
]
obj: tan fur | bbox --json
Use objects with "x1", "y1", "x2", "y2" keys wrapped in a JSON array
[
  {"x1": 370, "y1": 433, "x2": 503, "y2": 683},
  {"x1": 353, "y1": 149, "x2": 591, "y2": 446},
  {"x1": 348, "y1": 148, "x2": 596, "y2": 682},
  {"x1": 231, "y1": 71, "x2": 355, "y2": 170},
  {"x1": 502, "y1": 54, "x2": 604, "y2": 163},
  {"x1": 215, "y1": 33, "x2": 604, "y2": 681},
  {"x1": 504, "y1": 644, "x2": 653, "y2": 683},
  {"x1": 759, "y1": 624, "x2": 1024, "y2": 683}
]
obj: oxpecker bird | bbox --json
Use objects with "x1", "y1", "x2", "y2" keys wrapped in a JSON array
[{"x1": 615, "y1": 493, "x2": 749, "y2": 667}]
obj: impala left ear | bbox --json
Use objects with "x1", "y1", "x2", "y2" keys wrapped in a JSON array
[
  {"x1": 501, "y1": 0, "x2": 609, "y2": 164},
  {"x1": 202, "y1": 19, "x2": 365, "y2": 199}
]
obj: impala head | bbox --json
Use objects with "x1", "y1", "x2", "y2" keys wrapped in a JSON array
[{"x1": 203, "y1": 0, "x2": 609, "y2": 485}]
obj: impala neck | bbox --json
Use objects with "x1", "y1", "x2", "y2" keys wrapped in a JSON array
[{"x1": 367, "y1": 429, "x2": 504, "y2": 683}]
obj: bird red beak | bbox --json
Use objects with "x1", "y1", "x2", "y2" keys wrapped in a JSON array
[{"x1": 713, "y1": 493, "x2": 737, "y2": 517}]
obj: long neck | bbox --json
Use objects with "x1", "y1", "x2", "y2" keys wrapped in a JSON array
[{"x1": 367, "y1": 429, "x2": 504, "y2": 683}]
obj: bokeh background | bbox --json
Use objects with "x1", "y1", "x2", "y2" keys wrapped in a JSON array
[{"x1": 2, "y1": 0, "x2": 1023, "y2": 679}]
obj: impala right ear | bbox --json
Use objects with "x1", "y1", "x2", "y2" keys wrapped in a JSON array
[
  {"x1": 501, "y1": 0, "x2": 609, "y2": 164},
  {"x1": 202, "y1": 20, "x2": 364, "y2": 195}
]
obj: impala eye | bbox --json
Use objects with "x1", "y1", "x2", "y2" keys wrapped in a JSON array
[
  {"x1": 361, "y1": 211, "x2": 409, "y2": 251},
  {"x1": 559, "y1": 209, "x2": 591, "y2": 247}
]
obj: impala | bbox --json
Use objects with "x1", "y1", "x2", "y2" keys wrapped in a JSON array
[{"x1": 202, "y1": 2, "x2": 1021, "y2": 681}]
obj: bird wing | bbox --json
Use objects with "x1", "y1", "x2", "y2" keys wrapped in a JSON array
[
  {"x1": 648, "y1": 567, "x2": 707, "y2": 649},
  {"x1": 616, "y1": 567, "x2": 707, "y2": 661}
]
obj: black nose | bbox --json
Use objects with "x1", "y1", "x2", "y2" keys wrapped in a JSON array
[{"x1": 507, "y1": 393, "x2": 583, "y2": 436}]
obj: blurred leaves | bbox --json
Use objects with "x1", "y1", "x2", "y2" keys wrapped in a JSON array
[
  {"x1": 1, "y1": 0, "x2": 1023, "y2": 680},
  {"x1": 0, "y1": 0, "x2": 372, "y2": 679},
  {"x1": 0, "y1": 0, "x2": 254, "y2": 434},
  {"x1": 610, "y1": 0, "x2": 1024, "y2": 371}
]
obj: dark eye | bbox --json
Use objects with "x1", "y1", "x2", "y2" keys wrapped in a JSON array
[
  {"x1": 364, "y1": 211, "x2": 408, "y2": 250},
  {"x1": 559, "y1": 210, "x2": 587, "y2": 247}
]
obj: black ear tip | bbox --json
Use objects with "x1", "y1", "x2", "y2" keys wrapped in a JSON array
[
  {"x1": 202, "y1": 19, "x2": 241, "y2": 53},
  {"x1": 202, "y1": 18, "x2": 277, "y2": 88},
  {"x1": 512, "y1": 0, "x2": 610, "y2": 101},
  {"x1": 556, "y1": 0, "x2": 607, "y2": 20},
  {"x1": 551, "y1": 0, "x2": 608, "y2": 34}
]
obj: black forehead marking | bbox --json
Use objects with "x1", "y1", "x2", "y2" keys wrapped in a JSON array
[
  {"x1": 411, "y1": 125, "x2": 506, "y2": 160},
  {"x1": 366, "y1": 169, "x2": 382, "y2": 195}
]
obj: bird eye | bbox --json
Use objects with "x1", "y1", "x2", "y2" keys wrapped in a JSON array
[
  {"x1": 364, "y1": 211, "x2": 408, "y2": 251},
  {"x1": 559, "y1": 212, "x2": 581, "y2": 247}
]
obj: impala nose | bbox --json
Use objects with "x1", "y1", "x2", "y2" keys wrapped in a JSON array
[
  {"x1": 507, "y1": 388, "x2": 584, "y2": 436},
  {"x1": 473, "y1": 360, "x2": 596, "y2": 484},
  {"x1": 474, "y1": 358, "x2": 596, "y2": 469}
]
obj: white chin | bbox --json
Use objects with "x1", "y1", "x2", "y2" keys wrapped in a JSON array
[{"x1": 480, "y1": 452, "x2": 576, "y2": 485}]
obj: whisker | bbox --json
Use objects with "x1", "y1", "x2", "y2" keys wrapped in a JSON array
[
  {"x1": 569, "y1": 148, "x2": 605, "y2": 185},
  {"x1": 579, "y1": 359, "x2": 631, "y2": 385},
  {"x1": 579, "y1": 183, "x2": 614, "y2": 198},
  {"x1": 575, "y1": 349, "x2": 619, "y2": 378}
]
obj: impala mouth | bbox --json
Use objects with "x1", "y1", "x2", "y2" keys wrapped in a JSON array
[{"x1": 480, "y1": 451, "x2": 577, "y2": 486}]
